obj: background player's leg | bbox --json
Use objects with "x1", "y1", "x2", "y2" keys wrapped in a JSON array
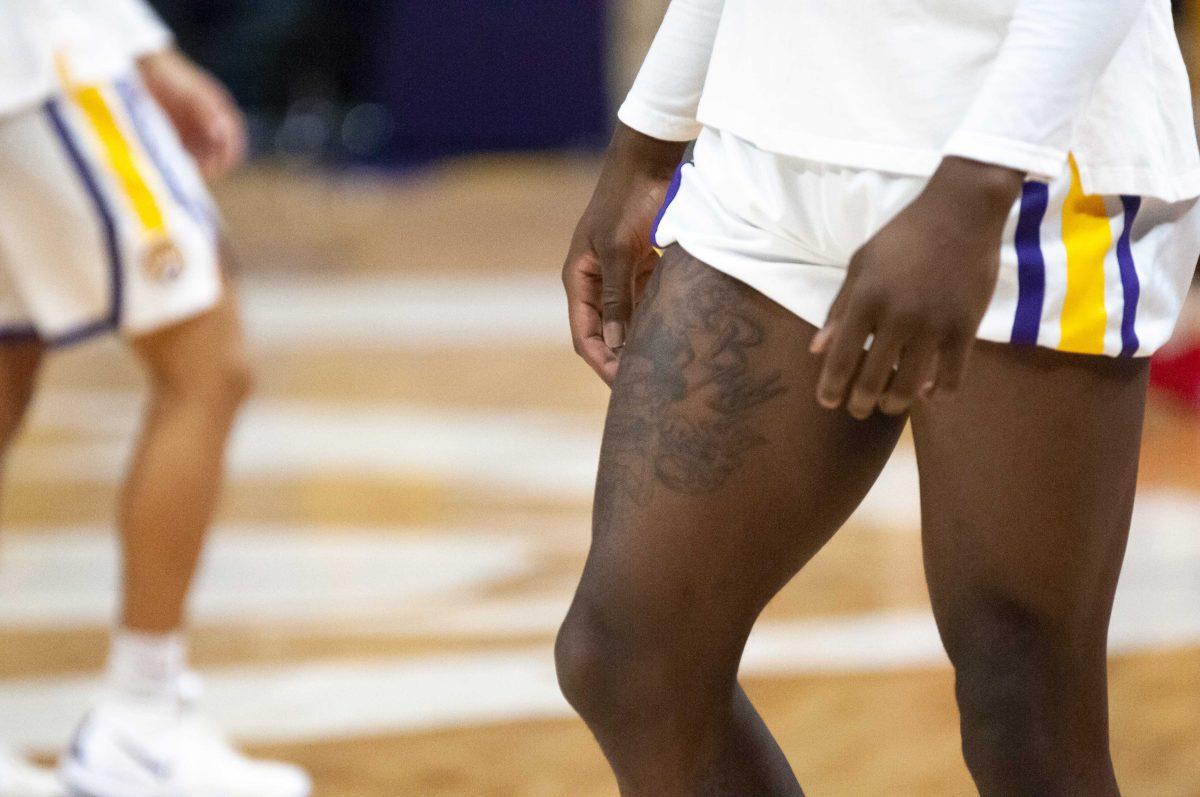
[
  {"x1": 120, "y1": 281, "x2": 251, "y2": 635},
  {"x1": 64, "y1": 276, "x2": 307, "y2": 797},
  {"x1": 0, "y1": 340, "x2": 44, "y2": 463},
  {"x1": 913, "y1": 343, "x2": 1147, "y2": 796},
  {"x1": 556, "y1": 248, "x2": 907, "y2": 796}
]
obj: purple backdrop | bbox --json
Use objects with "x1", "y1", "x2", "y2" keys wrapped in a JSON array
[{"x1": 370, "y1": 1, "x2": 611, "y2": 164}]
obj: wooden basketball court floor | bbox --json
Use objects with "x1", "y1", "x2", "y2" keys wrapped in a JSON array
[{"x1": 0, "y1": 157, "x2": 1198, "y2": 796}]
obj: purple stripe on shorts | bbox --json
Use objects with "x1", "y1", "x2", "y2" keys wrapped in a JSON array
[
  {"x1": 0, "y1": 324, "x2": 39, "y2": 343},
  {"x1": 45, "y1": 99, "x2": 123, "y2": 331},
  {"x1": 1011, "y1": 181, "x2": 1049, "y2": 347},
  {"x1": 650, "y1": 161, "x2": 688, "y2": 249},
  {"x1": 114, "y1": 78, "x2": 214, "y2": 231},
  {"x1": 1116, "y1": 195, "x2": 1142, "y2": 357}
]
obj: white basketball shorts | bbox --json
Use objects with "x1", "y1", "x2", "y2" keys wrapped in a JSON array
[
  {"x1": 0, "y1": 69, "x2": 220, "y2": 346},
  {"x1": 654, "y1": 127, "x2": 1200, "y2": 358}
]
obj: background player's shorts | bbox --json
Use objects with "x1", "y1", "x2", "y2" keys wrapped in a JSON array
[
  {"x1": 0, "y1": 71, "x2": 221, "y2": 346},
  {"x1": 654, "y1": 127, "x2": 1200, "y2": 358}
]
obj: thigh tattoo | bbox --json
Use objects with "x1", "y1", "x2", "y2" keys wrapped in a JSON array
[{"x1": 597, "y1": 251, "x2": 787, "y2": 517}]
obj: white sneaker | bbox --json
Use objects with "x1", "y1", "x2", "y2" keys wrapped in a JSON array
[
  {"x1": 60, "y1": 677, "x2": 310, "y2": 797},
  {"x1": 0, "y1": 747, "x2": 64, "y2": 797}
]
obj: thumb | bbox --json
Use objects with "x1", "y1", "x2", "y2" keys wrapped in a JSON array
[{"x1": 598, "y1": 240, "x2": 637, "y2": 350}]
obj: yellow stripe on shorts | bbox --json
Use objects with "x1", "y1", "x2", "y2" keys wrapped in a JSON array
[
  {"x1": 1058, "y1": 155, "x2": 1112, "y2": 355},
  {"x1": 57, "y1": 55, "x2": 167, "y2": 238}
]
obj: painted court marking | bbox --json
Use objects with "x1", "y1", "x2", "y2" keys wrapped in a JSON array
[
  {"x1": 1, "y1": 485, "x2": 1199, "y2": 750},
  {"x1": 1, "y1": 274, "x2": 1197, "y2": 752}
]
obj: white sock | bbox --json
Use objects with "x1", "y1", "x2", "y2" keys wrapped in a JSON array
[{"x1": 105, "y1": 629, "x2": 187, "y2": 707}]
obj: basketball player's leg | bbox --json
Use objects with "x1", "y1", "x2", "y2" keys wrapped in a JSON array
[
  {"x1": 120, "y1": 277, "x2": 250, "y2": 634},
  {"x1": 0, "y1": 339, "x2": 44, "y2": 459},
  {"x1": 913, "y1": 343, "x2": 1146, "y2": 796},
  {"x1": 0, "y1": 344, "x2": 59, "y2": 793},
  {"x1": 556, "y1": 247, "x2": 907, "y2": 795}
]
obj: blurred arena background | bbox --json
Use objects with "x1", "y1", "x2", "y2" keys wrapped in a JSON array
[{"x1": 1, "y1": 1, "x2": 1199, "y2": 794}]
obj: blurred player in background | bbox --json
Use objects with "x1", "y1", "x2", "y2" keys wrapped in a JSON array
[
  {"x1": 1151, "y1": 0, "x2": 1200, "y2": 406},
  {"x1": 0, "y1": 2, "x2": 308, "y2": 795},
  {"x1": 1152, "y1": 277, "x2": 1200, "y2": 405},
  {"x1": 560, "y1": 0, "x2": 1200, "y2": 794}
]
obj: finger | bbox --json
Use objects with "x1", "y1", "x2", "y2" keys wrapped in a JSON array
[
  {"x1": 205, "y1": 117, "x2": 239, "y2": 179},
  {"x1": 564, "y1": 251, "x2": 619, "y2": 384},
  {"x1": 879, "y1": 337, "x2": 939, "y2": 416},
  {"x1": 578, "y1": 336, "x2": 620, "y2": 384},
  {"x1": 810, "y1": 299, "x2": 844, "y2": 354},
  {"x1": 810, "y1": 323, "x2": 833, "y2": 356},
  {"x1": 205, "y1": 120, "x2": 233, "y2": 178},
  {"x1": 815, "y1": 304, "x2": 876, "y2": 410},
  {"x1": 598, "y1": 240, "x2": 638, "y2": 351},
  {"x1": 194, "y1": 97, "x2": 246, "y2": 180},
  {"x1": 570, "y1": 296, "x2": 619, "y2": 384},
  {"x1": 845, "y1": 325, "x2": 906, "y2": 420},
  {"x1": 929, "y1": 330, "x2": 975, "y2": 398},
  {"x1": 217, "y1": 106, "x2": 248, "y2": 174},
  {"x1": 223, "y1": 104, "x2": 249, "y2": 168},
  {"x1": 810, "y1": 289, "x2": 851, "y2": 355},
  {"x1": 197, "y1": 149, "x2": 222, "y2": 182},
  {"x1": 187, "y1": 124, "x2": 223, "y2": 181}
]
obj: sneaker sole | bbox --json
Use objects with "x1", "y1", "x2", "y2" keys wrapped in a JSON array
[{"x1": 59, "y1": 759, "x2": 164, "y2": 797}]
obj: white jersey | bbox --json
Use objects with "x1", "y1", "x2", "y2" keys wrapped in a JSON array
[
  {"x1": 0, "y1": 0, "x2": 171, "y2": 116},
  {"x1": 621, "y1": 0, "x2": 1200, "y2": 202}
]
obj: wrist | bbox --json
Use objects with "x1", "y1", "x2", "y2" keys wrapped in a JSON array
[
  {"x1": 927, "y1": 156, "x2": 1025, "y2": 218},
  {"x1": 607, "y1": 122, "x2": 689, "y2": 182}
]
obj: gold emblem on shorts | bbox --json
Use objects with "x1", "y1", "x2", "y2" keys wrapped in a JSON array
[{"x1": 142, "y1": 238, "x2": 185, "y2": 282}]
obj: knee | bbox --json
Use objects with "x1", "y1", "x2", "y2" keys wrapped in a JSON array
[
  {"x1": 555, "y1": 597, "x2": 664, "y2": 728},
  {"x1": 944, "y1": 606, "x2": 1059, "y2": 777},
  {"x1": 215, "y1": 355, "x2": 254, "y2": 406},
  {"x1": 555, "y1": 605, "x2": 621, "y2": 721},
  {"x1": 150, "y1": 351, "x2": 253, "y2": 411}
]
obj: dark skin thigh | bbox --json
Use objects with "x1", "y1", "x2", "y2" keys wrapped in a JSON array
[
  {"x1": 561, "y1": 247, "x2": 1144, "y2": 796},
  {"x1": 560, "y1": 247, "x2": 907, "y2": 795},
  {"x1": 913, "y1": 345, "x2": 1145, "y2": 796},
  {"x1": 561, "y1": 125, "x2": 1143, "y2": 795}
]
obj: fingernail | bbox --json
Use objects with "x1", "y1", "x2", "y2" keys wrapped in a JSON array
[
  {"x1": 603, "y1": 322, "x2": 625, "y2": 350},
  {"x1": 810, "y1": 328, "x2": 830, "y2": 354}
]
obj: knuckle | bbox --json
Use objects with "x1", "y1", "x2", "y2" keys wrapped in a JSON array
[
  {"x1": 938, "y1": 369, "x2": 963, "y2": 390},
  {"x1": 858, "y1": 368, "x2": 889, "y2": 392},
  {"x1": 596, "y1": 234, "x2": 636, "y2": 262},
  {"x1": 943, "y1": 312, "x2": 974, "y2": 336},
  {"x1": 879, "y1": 393, "x2": 911, "y2": 415},
  {"x1": 817, "y1": 377, "x2": 845, "y2": 401},
  {"x1": 851, "y1": 284, "x2": 886, "y2": 313},
  {"x1": 600, "y1": 290, "x2": 630, "y2": 313},
  {"x1": 886, "y1": 302, "x2": 923, "y2": 327}
]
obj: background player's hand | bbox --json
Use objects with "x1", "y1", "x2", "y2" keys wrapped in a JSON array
[
  {"x1": 563, "y1": 123, "x2": 687, "y2": 384},
  {"x1": 139, "y1": 49, "x2": 248, "y2": 181},
  {"x1": 812, "y1": 157, "x2": 1024, "y2": 419}
]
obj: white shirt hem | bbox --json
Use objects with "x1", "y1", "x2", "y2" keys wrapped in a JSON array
[{"x1": 618, "y1": 99, "x2": 702, "y2": 143}]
